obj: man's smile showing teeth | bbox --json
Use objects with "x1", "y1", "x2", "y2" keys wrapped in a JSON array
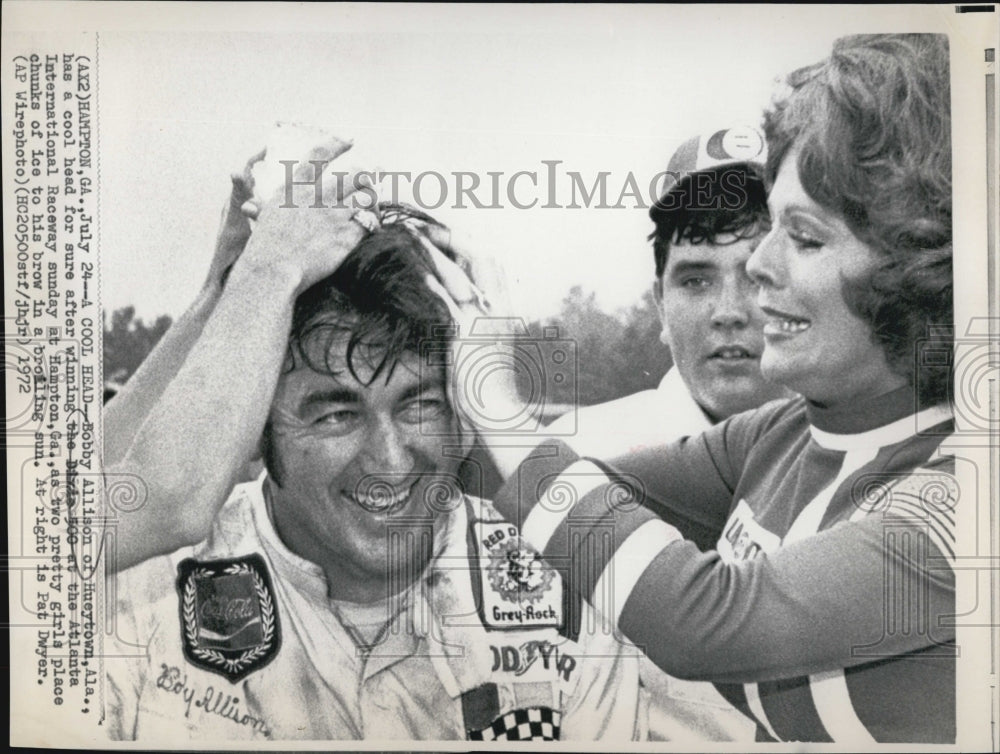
[
  {"x1": 711, "y1": 347, "x2": 754, "y2": 360},
  {"x1": 346, "y1": 483, "x2": 414, "y2": 513}
]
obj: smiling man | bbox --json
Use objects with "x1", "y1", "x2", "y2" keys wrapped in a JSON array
[
  {"x1": 104, "y1": 173, "x2": 645, "y2": 741},
  {"x1": 549, "y1": 126, "x2": 788, "y2": 458}
]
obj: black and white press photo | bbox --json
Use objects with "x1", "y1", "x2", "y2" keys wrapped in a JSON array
[{"x1": 3, "y1": 2, "x2": 997, "y2": 750}]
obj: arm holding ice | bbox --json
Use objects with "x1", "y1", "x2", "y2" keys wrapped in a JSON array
[
  {"x1": 104, "y1": 140, "x2": 371, "y2": 570},
  {"x1": 103, "y1": 151, "x2": 264, "y2": 465}
]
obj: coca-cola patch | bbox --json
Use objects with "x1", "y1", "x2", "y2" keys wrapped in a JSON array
[{"x1": 177, "y1": 554, "x2": 281, "y2": 683}]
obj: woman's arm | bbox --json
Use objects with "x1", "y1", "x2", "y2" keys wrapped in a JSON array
[
  {"x1": 103, "y1": 141, "x2": 369, "y2": 571},
  {"x1": 619, "y1": 498, "x2": 954, "y2": 683},
  {"x1": 494, "y1": 445, "x2": 956, "y2": 683},
  {"x1": 103, "y1": 153, "x2": 262, "y2": 465}
]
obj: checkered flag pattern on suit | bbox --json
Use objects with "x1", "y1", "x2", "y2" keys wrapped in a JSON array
[{"x1": 468, "y1": 707, "x2": 561, "y2": 741}]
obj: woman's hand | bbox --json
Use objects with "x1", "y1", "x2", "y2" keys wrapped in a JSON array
[
  {"x1": 237, "y1": 138, "x2": 378, "y2": 296},
  {"x1": 415, "y1": 229, "x2": 545, "y2": 477},
  {"x1": 202, "y1": 148, "x2": 266, "y2": 297}
]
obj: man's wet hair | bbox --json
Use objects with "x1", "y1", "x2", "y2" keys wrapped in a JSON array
[
  {"x1": 649, "y1": 166, "x2": 771, "y2": 279},
  {"x1": 263, "y1": 204, "x2": 463, "y2": 485},
  {"x1": 289, "y1": 217, "x2": 459, "y2": 386}
]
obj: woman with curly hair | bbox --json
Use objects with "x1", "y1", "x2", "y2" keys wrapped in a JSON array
[{"x1": 434, "y1": 33, "x2": 956, "y2": 743}]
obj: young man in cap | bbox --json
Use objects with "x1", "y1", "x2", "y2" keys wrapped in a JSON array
[
  {"x1": 548, "y1": 125, "x2": 788, "y2": 459},
  {"x1": 496, "y1": 126, "x2": 789, "y2": 741},
  {"x1": 103, "y1": 151, "x2": 645, "y2": 741}
]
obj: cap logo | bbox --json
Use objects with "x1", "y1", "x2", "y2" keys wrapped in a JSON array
[{"x1": 705, "y1": 126, "x2": 765, "y2": 162}]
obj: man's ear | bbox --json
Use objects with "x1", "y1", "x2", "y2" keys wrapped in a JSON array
[
  {"x1": 652, "y1": 279, "x2": 670, "y2": 346},
  {"x1": 256, "y1": 420, "x2": 283, "y2": 487}
]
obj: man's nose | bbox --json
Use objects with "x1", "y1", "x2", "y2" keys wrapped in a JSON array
[
  {"x1": 711, "y1": 278, "x2": 753, "y2": 329},
  {"x1": 361, "y1": 419, "x2": 414, "y2": 475}
]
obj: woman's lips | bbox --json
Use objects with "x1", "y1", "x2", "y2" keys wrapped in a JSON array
[{"x1": 761, "y1": 305, "x2": 812, "y2": 337}]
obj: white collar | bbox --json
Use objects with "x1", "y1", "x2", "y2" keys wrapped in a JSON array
[{"x1": 656, "y1": 368, "x2": 714, "y2": 434}]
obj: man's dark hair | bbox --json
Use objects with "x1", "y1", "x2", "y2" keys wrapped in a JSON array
[
  {"x1": 649, "y1": 165, "x2": 771, "y2": 279},
  {"x1": 289, "y1": 222, "x2": 457, "y2": 385},
  {"x1": 263, "y1": 205, "x2": 461, "y2": 485}
]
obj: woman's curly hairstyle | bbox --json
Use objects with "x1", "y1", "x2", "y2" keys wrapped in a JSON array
[{"x1": 764, "y1": 34, "x2": 953, "y2": 406}]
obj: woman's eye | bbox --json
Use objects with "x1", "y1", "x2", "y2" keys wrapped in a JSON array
[{"x1": 787, "y1": 227, "x2": 824, "y2": 250}]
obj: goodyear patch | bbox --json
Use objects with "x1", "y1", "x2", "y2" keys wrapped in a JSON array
[
  {"x1": 476, "y1": 521, "x2": 562, "y2": 630},
  {"x1": 177, "y1": 554, "x2": 280, "y2": 683},
  {"x1": 490, "y1": 640, "x2": 577, "y2": 682}
]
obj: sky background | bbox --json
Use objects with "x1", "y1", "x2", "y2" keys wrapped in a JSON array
[
  {"x1": 55, "y1": 3, "x2": 984, "y2": 322},
  {"x1": 3, "y1": 7, "x2": 996, "y2": 745}
]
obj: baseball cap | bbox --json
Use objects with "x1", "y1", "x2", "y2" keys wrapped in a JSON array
[{"x1": 650, "y1": 125, "x2": 767, "y2": 220}]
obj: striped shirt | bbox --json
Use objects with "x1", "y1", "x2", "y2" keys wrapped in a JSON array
[
  {"x1": 493, "y1": 385, "x2": 956, "y2": 743},
  {"x1": 551, "y1": 367, "x2": 753, "y2": 741}
]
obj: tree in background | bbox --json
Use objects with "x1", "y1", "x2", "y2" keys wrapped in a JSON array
[
  {"x1": 517, "y1": 286, "x2": 672, "y2": 409},
  {"x1": 616, "y1": 289, "x2": 674, "y2": 396},
  {"x1": 103, "y1": 307, "x2": 172, "y2": 387}
]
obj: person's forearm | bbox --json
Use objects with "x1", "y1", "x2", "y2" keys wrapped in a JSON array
[
  {"x1": 456, "y1": 390, "x2": 557, "y2": 481},
  {"x1": 615, "y1": 514, "x2": 955, "y2": 683},
  {"x1": 103, "y1": 284, "x2": 222, "y2": 465},
  {"x1": 491, "y1": 442, "x2": 954, "y2": 682},
  {"x1": 510, "y1": 478, "x2": 953, "y2": 682},
  {"x1": 106, "y1": 260, "x2": 301, "y2": 571},
  {"x1": 471, "y1": 413, "x2": 550, "y2": 481},
  {"x1": 102, "y1": 138, "x2": 360, "y2": 571}
]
